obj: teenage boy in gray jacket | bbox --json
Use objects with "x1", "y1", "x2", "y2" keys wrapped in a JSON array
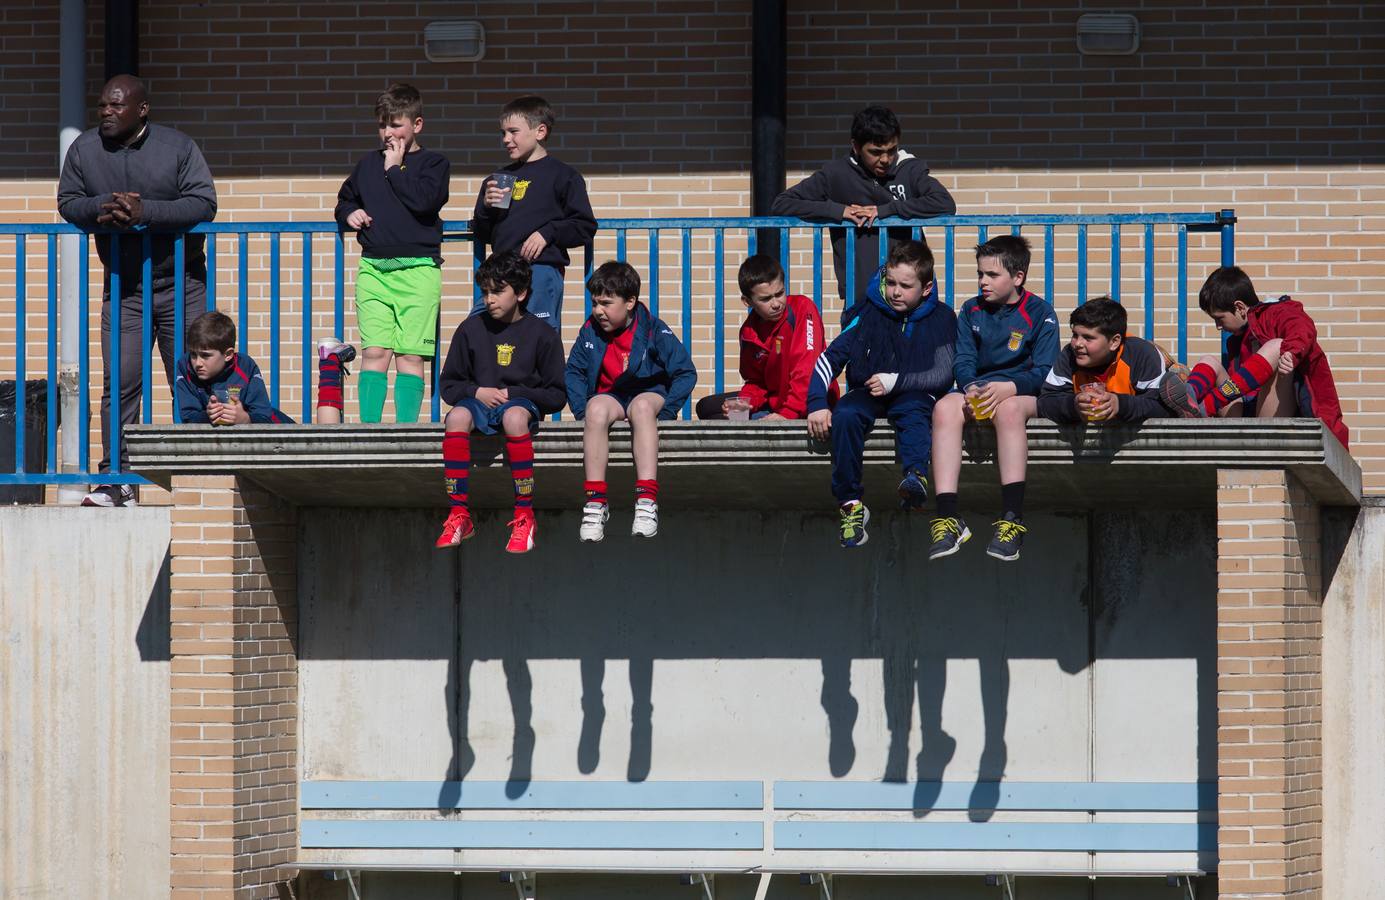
[{"x1": 58, "y1": 74, "x2": 218, "y2": 507}]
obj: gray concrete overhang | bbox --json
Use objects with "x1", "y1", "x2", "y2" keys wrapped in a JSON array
[{"x1": 127, "y1": 418, "x2": 1361, "y2": 510}]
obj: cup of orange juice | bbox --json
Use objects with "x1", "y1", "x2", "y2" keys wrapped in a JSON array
[
  {"x1": 1079, "y1": 381, "x2": 1108, "y2": 422},
  {"x1": 965, "y1": 380, "x2": 993, "y2": 420}
]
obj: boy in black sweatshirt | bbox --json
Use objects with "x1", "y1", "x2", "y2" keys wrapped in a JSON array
[
  {"x1": 772, "y1": 105, "x2": 956, "y2": 302},
  {"x1": 435, "y1": 252, "x2": 566, "y2": 554},
  {"x1": 471, "y1": 96, "x2": 598, "y2": 335},
  {"x1": 334, "y1": 83, "x2": 450, "y2": 425}
]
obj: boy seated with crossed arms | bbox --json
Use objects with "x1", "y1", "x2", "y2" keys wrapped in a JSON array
[
  {"x1": 174, "y1": 311, "x2": 292, "y2": 425},
  {"x1": 928, "y1": 235, "x2": 1059, "y2": 563},
  {"x1": 806, "y1": 241, "x2": 957, "y2": 548},
  {"x1": 566, "y1": 261, "x2": 697, "y2": 542},
  {"x1": 695, "y1": 254, "x2": 835, "y2": 420},
  {"x1": 435, "y1": 251, "x2": 566, "y2": 554}
]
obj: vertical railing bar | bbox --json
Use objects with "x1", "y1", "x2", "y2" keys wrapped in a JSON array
[
  {"x1": 844, "y1": 225, "x2": 855, "y2": 308},
  {"x1": 812, "y1": 227, "x2": 823, "y2": 312},
  {"x1": 270, "y1": 232, "x2": 281, "y2": 408},
  {"x1": 778, "y1": 227, "x2": 789, "y2": 279},
  {"x1": 172, "y1": 236, "x2": 185, "y2": 423},
  {"x1": 15, "y1": 235, "x2": 26, "y2": 473},
  {"x1": 714, "y1": 227, "x2": 725, "y2": 395},
  {"x1": 1077, "y1": 224, "x2": 1088, "y2": 306},
  {"x1": 334, "y1": 232, "x2": 345, "y2": 339},
  {"x1": 1044, "y1": 225, "x2": 1055, "y2": 301},
  {"x1": 47, "y1": 233, "x2": 58, "y2": 472},
  {"x1": 1177, "y1": 224, "x2": 1189, "y2": 364},
  {"x1": 302, "y1": 232, "x2": 313, "y2": 423},
  {"x1": 944, "y1": 225, "x2": 955, "y2": 309},
  {"x1": 79, "y1": 235, "x2": 90, "y2": 472},
  {"x1": 616, "y1": 228, "x2": 627, "y2": 262},
  {"x1": 1110, "y1": 223, "x2": 1121, "y2": 304},
  {"x1": 680, "y1": 228, "x2": 692, "y2": 419},
  {"x1": 238, "y1": 232, "x2": 249, "y2": 356},
  {"x1": 141, "y1": 233, "x2": 153, "y2": 424},
  {"x1": 649, "y1": 228, "x2": 660, "y2": 319},
  {"x1": 109, "y1": 233, "x2": 121, "y2": 474},
  {"x1": 1143, "y1": 223, "x2": 1155, "y2": 340},
  {"x1": 206, "y1": 233, "x2": 216, "y2": 312}
]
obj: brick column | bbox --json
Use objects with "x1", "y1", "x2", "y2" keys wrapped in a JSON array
[
  {"x1": 169, "y1": 475, "x2": 299, "y2": 899},
  {"x1": 1216, "y1": 469, "x2": 1323, "y2": 899}
]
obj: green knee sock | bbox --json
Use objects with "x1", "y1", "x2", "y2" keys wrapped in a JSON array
[
  {"x1": 394, "y1": 373, "x2": 425, "y2": 423},
  {"x1": 358, "y1": 370, "x2": 388, "y2": 423}
]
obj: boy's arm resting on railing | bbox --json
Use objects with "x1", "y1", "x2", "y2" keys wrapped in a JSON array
[
  {"x1": 384, "y1": 153, "x2": 450, "y2": 218},
  {"x1": 504, "y1": 329, "x2": 568, "y2": 415},
  {"x1": 771, "y1": 170, "x2": 847, "y2": 223},
  {"x1": 137, "y1": 142, "x2": 217, "y2": 230},
  {"x1": 173, "y1": 374, "x2": 212, "y2": 424},
  {"x1": 538, "y1": 172, "x2": 598, "y2": 249},
  {"x1": 56, "y1": 142, "x2": 111, "y2": 229},
  {"x1": 875, "y1": 170, "x2": 957, "y2": 219},
  {"x1": 653, "y1": 323, "x2": 697, "y2": 421}
]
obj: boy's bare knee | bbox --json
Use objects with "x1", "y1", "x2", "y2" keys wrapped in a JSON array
[
  {"x1": 933, "y1": 392, "x2": 965, "y2": 424},
  {"x1": 993, "y1": 398, "x2": 1027, "y2": 426},
  {"x1": 502, "y1": 406, "x2": 532, "y2": 433},
  {"x1": 363, "y1": 346, "x2": 391, "y2": 362},
  {"x1": 444, "y1": 407, "x2": 473, "y2": 432}
]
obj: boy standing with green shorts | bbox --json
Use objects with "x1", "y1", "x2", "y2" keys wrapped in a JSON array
[{"x1": 334, "y1": 82, "x2": 450, "y2": 423}]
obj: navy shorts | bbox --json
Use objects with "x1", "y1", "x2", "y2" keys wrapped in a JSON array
[{"x1": 451, "y1": 397, "x2": 541, "y2": 434}]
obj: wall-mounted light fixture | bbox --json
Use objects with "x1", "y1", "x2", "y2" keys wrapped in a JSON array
[
  {"x1": 1076, "y1": 14, "x2": 1140, "y2": 56},
  {"x1": 424, "y1": 20, "x2": 485, "y2": 63}
]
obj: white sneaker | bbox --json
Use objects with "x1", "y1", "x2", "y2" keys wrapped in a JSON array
[
  {"x1": 579, "y1": 502, "x2": 609, "y2": 542},
  {"x1": 81, "y1": 484, "x2": 137, "y2": 507},
  {"x1": 631, "y1": 498, "x2": 659, "y2": 538}
]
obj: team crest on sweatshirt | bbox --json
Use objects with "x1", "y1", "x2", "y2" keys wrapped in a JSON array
[
  {"x1": 496, "y1": 343, "x2": 515, "y2": 366},
  {"x1": 512, "y1": 180, "x2": 531, "y2": 201},
  {"x1": 1008, "y1": 330, "x2": 1024, "y2": 351}
]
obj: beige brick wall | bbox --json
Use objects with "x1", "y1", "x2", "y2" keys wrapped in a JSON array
[
  {"x1": 169, "y1": 475, "x2": 298, "y2": 900},
  {"x1": 1217, "y1": 469, "x2": 1323, "y2": 899}
]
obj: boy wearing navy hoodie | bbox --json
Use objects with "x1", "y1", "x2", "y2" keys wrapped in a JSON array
[
  {"x1": 806, "y1": 241, "x2": 956, "y2": 548},
  {"x1": 772, "y1": 105, "x2": 956, "y2": 301},
  {"x1": 566, "y1": 261, "x2": 697, "y2": 543},
  {"x1": 174, "y1": 311, "x2": 292, "y2": 425},
  {"x1": 928, "y1": 236, "x2": 1059, "y2": 563},
  {"x1": 435, "y1": 252, "x2": 566, "y2": 554}
]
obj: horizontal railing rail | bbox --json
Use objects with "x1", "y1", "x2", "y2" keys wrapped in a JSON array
[{"x1": 0, "y1": 211, "x2": 1235, "y2": 487}]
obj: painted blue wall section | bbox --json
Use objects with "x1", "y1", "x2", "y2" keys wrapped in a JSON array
[
  {"x1": 302, "y1": 780, "x2": 763, "y2": 810},
  {"x1": 300, "y1": 819, "x2": 764, "y2": 851},
  {"x1": 774, "y1": 821, "x2": 1217, "y2": 853},
  {"x1": 775, "y1": 781, "x2": 1216, "y2": 812}
]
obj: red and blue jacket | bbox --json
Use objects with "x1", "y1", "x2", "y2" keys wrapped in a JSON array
[
  {"x1": 174, "y1": 351, "x2": 292, "y2": 424},
  {"x1": 953, "y1": 290, "x2": 1059, "y2": 395},
  {"x1": 564, "y1": 301, "x2": 698, "y2": 421},
  {"x1": 737, "y1": 293, "x2": 836, "y2": 419}
]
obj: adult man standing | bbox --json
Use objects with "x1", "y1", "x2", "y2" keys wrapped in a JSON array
[{"x1": 58, "y1": 74, "x2": 217, "y2": 506}]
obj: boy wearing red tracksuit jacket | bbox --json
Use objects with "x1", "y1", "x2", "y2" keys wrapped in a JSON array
[
  {"x1": 695, "y1": 255, "x2": 838, "y2": 419},
  {"x1": 1163, "y1": 267, "x2": 1347, "y2": 449}
]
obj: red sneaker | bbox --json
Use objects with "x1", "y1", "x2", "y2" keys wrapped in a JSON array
[
  {"x1": 435, "y1": 508, "x2": 475, "y2": 548},
  {"x1": 505, "y1": 510, "x2": 536, "y2": 554}
]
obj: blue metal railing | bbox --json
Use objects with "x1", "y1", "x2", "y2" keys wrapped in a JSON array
[{"x1": 0, "y1": 211, "x2": 1234, "y2": 487}]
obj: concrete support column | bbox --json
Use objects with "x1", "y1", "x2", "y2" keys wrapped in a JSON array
[
  {"x1": 169, "y1": 475, "x2": 299, "y2": 899},
  {"x1": 1216, "y1": 469, "x2": 1323, "y2": 898}
]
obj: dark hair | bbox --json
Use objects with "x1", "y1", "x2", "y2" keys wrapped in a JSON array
[
  {"x1": 850, "y1": 105, "x2": 901, "y2": 146},
  {"x1": 975, "y1": 235, "x2": 1031, "y2": 277},
  {"x1": 1069, "y1": 296, "x2": 1127, "y2": 339},
  {"x1": 586, "y1": 260, "x2": 641, "y2": 301},
  {"x1": 476, "y1": 251, "x2": 532, "y2": 302},
  {"x1": 502, "y1": 95, "x2": 556, "y2": 134},
  {"x1": 376, "y1": 83, "x2": 423, "y2": 124},
  {"x1": 737, "y1": 254, "x2": 785, "y2": 297},
  {"x1": 885, "y1": 240, "x2": 935, "y2": 286},
  {"x1": 187, "y1": 311, "x2": 236, "y2": 352},
  {"x1": 1198, "y1": 266, "x2": 1260, "y2": 314}
]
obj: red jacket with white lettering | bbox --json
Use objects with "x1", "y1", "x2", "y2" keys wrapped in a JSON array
[
  {"x1": 1229, "y1": 295, "x2": 1348, "y2": 449},
  {"x1": 736, "y1": 293, "x2": 837, "y2": 419}
]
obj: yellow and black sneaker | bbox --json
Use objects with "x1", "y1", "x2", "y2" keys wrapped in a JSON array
[
  {"x1": 928, "y1": 516, "x2": 971, "y2": 560},
  {"x1": 838, "y1": 500, "x2": 870, "y2": 548},
  {"x1": 986, "y1": 513, "x2": 1028, "y2": 562}
]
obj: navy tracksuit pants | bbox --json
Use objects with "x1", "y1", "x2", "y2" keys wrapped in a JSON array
[{"x1": 830, "y1": 388, "x2": 935, "y2": 504}]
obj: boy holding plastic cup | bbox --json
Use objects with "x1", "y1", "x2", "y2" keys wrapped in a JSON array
[
  {"x1": 471, "y1": 96, "x2": 598, "y2": 335},
  {"x1": 929, "y1": 236, "x2": 1058, "y2": 563}
]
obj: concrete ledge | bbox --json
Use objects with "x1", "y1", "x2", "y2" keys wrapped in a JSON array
[{"x1": 128, "y1": 418, "x2": 1361, "y2": 510}]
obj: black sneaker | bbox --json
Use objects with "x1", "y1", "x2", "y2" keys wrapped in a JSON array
[
  {"x1": 928, "y1": 516, "x2": 971, "y2": 560},
  {"x1": 1158, "y1": 363, "x2": 1206, "y2": 418},
  {"x1": 986, "y1": 513, "x2": 1027, "y2": 561},
  {"x1": 897, "y1": 468, "x2": 929, "y2": 511},
  {"x1": 81, "y1": 484, "x2": 137, "y2": 507}
]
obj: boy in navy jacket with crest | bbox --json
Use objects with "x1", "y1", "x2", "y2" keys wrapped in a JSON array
[
  {"x1": 174, "y1": 311, "x2": 292, "y2": 425},
  {"x1": 565, "y1": 261, "x2": 696, "y2": 543}
]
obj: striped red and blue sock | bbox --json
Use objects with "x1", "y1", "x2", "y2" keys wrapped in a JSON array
[
  {"x1": 506, "y1": 434, "x2": 535, "y2": 512},
  {"x1": 317, "y1": 354, "x2": 345, "y2": 411},
  {"x1": 1196, "y1": 354, "x2": 1274, "y2": 414},
  {"x1": 443, "y1": 431, "x2": 470, "y2": 509},
  {"x1": 584, "y1": 480, "x2": 608, "y2": 506}
]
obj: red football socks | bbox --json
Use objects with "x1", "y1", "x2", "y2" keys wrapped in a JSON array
[
  {"x1": 506, "y1": 434, "x2": 535, "y2": 511},
  {"x1": 443, "y1": 431, "x2": 471, "y2": 508}
]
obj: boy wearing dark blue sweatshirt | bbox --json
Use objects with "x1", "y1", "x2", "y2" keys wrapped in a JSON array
[
  {"x1": 334, "y1": 83, "x2": 450, "y2": 425},
  {"x1": 472, "y1": 96, "x2": 598, "y2": 335},
  {"x1": 806, "y1": 241, "x2": 956, "y2": 548},
  {"x1": 566, "y1": 261, "x2": 697, "y2": 543},
  {"x1": 174, "y1": 311, "x2": 292, "y2": 425},
  {"x1": 929, "y1": 236, "x2": 1058, "y2": 563}
]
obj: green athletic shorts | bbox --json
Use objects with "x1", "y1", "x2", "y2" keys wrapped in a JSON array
[{"x1": 355, "y1": 256, "x2": 441, "y2": 357}]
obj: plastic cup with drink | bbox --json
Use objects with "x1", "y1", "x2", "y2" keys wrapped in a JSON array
[
  {"x1": 725, "y1": 396, "x2": 753, "y2": 422},
  {"x1": 489, "y1": 172, "x2": 516, "y2": 209},
  {"x1": 1079, "y1": 381, "x2": 1109, "y2": 422},
  {"x1": 965, "y1": 380, "x2": 993, "y2": 420}
]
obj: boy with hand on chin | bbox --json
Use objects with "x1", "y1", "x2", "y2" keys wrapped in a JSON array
[
  {"x1": 435, "y1": 252, "x2": 566, "y2": 554},
  {"x1": 472, "y1": 96, "x2": 598, "y2": 334},
  {"x1": 565, "y1": 261, "x2": 697, "y2": 543},
  {"x1": 333, "y1": 83, "x2": 450, "y2": 425},
  {"x1": 806, "y1": 241, "x2": 957, "y2": 548},
  {"x1": 928, "y1": 236, "x2": 1058, "y2": 563}
]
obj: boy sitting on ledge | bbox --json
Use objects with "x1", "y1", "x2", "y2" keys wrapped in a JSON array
[{"x1": 174, "y1": 311, "x2": 292, "y2": 425}]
